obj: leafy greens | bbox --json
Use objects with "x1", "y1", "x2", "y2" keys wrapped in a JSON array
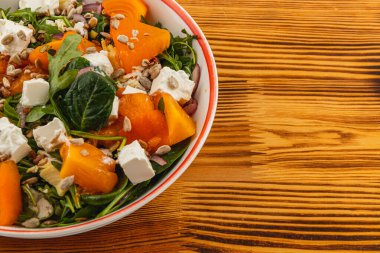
[
  {"x1": 62, "y1": 71, "x2": 116, "y2": 131},
  {"x1": 159, "y1": 29, "x2": 198, "y2": 75}
]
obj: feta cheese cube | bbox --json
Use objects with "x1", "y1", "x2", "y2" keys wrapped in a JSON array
[
  {"x1": 19, "y1": 0, "x2": 59, "y2": 15},
  {"x1": 122, "y1": 86, "x2": 147, "y2": 95},
  {"x1": 20, "y1": 78, "x2": 50, "y2": 108},
  {"x1": 0, "y1": 117, "x2": 31, "y2": 162},
  {"x1": 0, "y1": 19, "x2": 33, "y2": 56},
  {"x1": 74, "y1": 22, "x2": 86, "y2": 37},
  {"x1": 118, "y1": 140, "x2": 155, "y2": 185},
  {"x1": 109, "y1": 96, "x2": 119, "y2": 121},
  {"x1": 83, "y1": 51, "x2": 114, "y2": 76},
  {"x1": 149, "y1": 67, "x2": 195, "y2": 104},
  {"x1": 33, "y1": 118, "x2": 67, "y2": 152}
]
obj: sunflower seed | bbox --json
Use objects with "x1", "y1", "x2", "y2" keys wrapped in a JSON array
[
  {"x1": 20, "y1": 49, "x2": 29, "y2": 60},
  {"x1": 43, "y1": 220, "x2": 57, "y2": 225},
  {"x1": 2, "y1": 77, "x2": 10, "y2": 88},
  {"x1": 22, "y1": 218, "x2": 40, "y2": 228},
  {"x1": 111, "y1": 68, "x2": 125, "y2": 79},
  {"x1": 39, "y1": 44, "x2": 51, "y2": 53},
  {"x1": 138, "y1": 76, "x2": 152, "y2": 89},
  {"x1": 86, "y1": 46, "x2": 97, "y2": 54},
  {"x1": 27, "y1": 24, "x2": 36, "y2": 34},
  {"x1": 112, "y1": 14, "x2": 125, "y2": 20},
  {"x1": 8, "y1": 68, "x2": 22, "y2": 77},
  {"x1": 80, "y1": 149, "x2": 89, "y2": 157},
  {"x1": 0, "y1": 87, "x2": 11, "y2": 97},
  {"x1": 88, "y1": 17, "x2": 98, "y2": 28},
  {"x1": 38, "y1": 158, "x2": 48, "y2": 166},
  {"x1": 30, "y1": 36, "x2": 37, "y2": 43},
  {"x1": 0, "y1": 153, "x2": 10, "y2": 162},
  {"x1": 1, "y1": 34, "x2": 14, "y2": 45},
  {"x1": 138, "y1": 140, "x2": 148, "y2": 150},
  {"x1": 17, "y1": 30, "x2": 27, "y2": 41},
  {"x1": 76, "y1": 5, "x2": 83, "y2": 14},
  {"x1": 127, "y1": 42, "x2": 135, "y2": 50},
  {"x1": 117, "y1": 34, "x2": 129, "y2": 44},
  {"x1": 155, "y1": 145, "x2": 171, "y2": 155},
  {"x1": 141, "y1": 59, "x2": 150, "y2": 67},
  {"x1": 131, "y1": 29, "x2": 139, "y2": 38},
  {"x1": 66, "y1": 4, "x2": 74, "y2": 14},
  {"x1": 123, "y1": 117, "x2": 132, "y2": 132},
  {"x1": 111, "y1": 19, "x2": 120, "y2": 29},
  {"x1": 100, "y1": 32, "x2": 111, "y2": 39},
  {"x1": 168, "y1": 76, "x2": 179, "y2": 89},
  {"x1": 67, "y1": 8, "x2": 75, "y2": 19},
  {"x1": 70, "y1": 138, "x2": 85, "y2": 145},
  {"x1": 24, "y1": 69, "x2": 31, "y2": 74},
  {"x1": 149, "y1": 64, "x2": 162, "y2": 79},
  {"x1": 6, "y1": 64, "x2": 14, "y2": 74}
]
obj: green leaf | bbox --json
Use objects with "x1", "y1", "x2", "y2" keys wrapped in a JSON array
[
  {"x1": 25, "y1": 104, "x2": 55, "y2": 123},
  {"x1": 62, "y1": 71, "x2": 116, "y2": 131},
  {"x1": 71, "y1": 130, "x2": 124, "y2": 141},
  {"x1": 66, "y1": 57, "x2": 91, "y2": 71},
  {"x1": 49, "y1": 34, "x2": 82, "y2": 97},
  {"x1": 3, "y1": 97, "x2": 19, "y2": 122},
  {"x1": 159, "y1": 29, "x2": 198, "y2": 75},
  {"x1": 151, "y1": 138, "x2": 191, "y2": 174}
]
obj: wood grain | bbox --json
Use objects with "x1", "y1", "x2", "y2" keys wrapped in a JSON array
[{"x1": 3, "y1": 0, "x2": 380, "y2": 252}]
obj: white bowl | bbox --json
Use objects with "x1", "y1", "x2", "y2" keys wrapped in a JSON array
[{"x1": 0, "y1": 0, "x2": 218, "y2": 239}]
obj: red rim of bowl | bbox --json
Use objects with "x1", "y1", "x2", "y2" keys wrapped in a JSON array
[{"x1": 0, "y1": 0, "x2": 218, "y2": 235}]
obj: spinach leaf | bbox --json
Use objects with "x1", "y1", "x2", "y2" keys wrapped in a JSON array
[
  {"x1": 151, "y1": 138, "x2": 191, "y2": 174},
  {"x1": 48, "y1": 34, "x2": 82, "y2": 97},
  {"x1": 66, "y1": 57, "x2": 91, "y2": 71},
  {"x1": 62, "y1": 71, "x2": 116, "y2": 131},
  {"x1": 25, "y1": 104, "x2": 55, "y2": 123}
]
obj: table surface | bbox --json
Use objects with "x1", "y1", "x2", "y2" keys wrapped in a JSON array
[{"x1": 3, "y1": 0, "x2": 380, "y2": 252}]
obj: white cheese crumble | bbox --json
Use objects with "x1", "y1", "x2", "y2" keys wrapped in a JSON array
[
  {"x1": 83, "y1": 51, "x2": 114, "y2": 76},
  {"x1": 55, "y1": 19, "x2": 66, "y2": 32},
  {"x1": 149, "y1": 67, "x2": 195, "y2": 104},
  {"x1": 33, "y1": 118, "x2": 67, "y2": 152},
  {"x1": 73, "y1": 21, "x2": 86, "y2": 37},
  {"x1": 0, "y1": 19, "x2": 33, "y2": 56},
  {"x1": 109, "y1": 96, "x2": 119, "y2": 121},
  {"x1": 122, "y1": 86, "x2": 147, "y2": 95},
  {"x1": 20, "y1": 78, "x2": 50, "y2": 108},
  {"x1": 118, "y1": 140, "x2": 155, "y2": 185},
  {"x1": 0, "y1": 117, "x2": 31, "y2": 162},
  {"x1": 19, "y1": 0, "x2": 59, "y2": 15}
]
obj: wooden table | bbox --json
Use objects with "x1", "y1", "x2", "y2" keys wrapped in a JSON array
[{"x1": 3, "y1": 0, "x2": 380, "y2": 252}]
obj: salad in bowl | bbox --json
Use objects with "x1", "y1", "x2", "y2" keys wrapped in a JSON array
[{"x1": 0, "y1": 0, "x2": 210, "y2": 233}]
